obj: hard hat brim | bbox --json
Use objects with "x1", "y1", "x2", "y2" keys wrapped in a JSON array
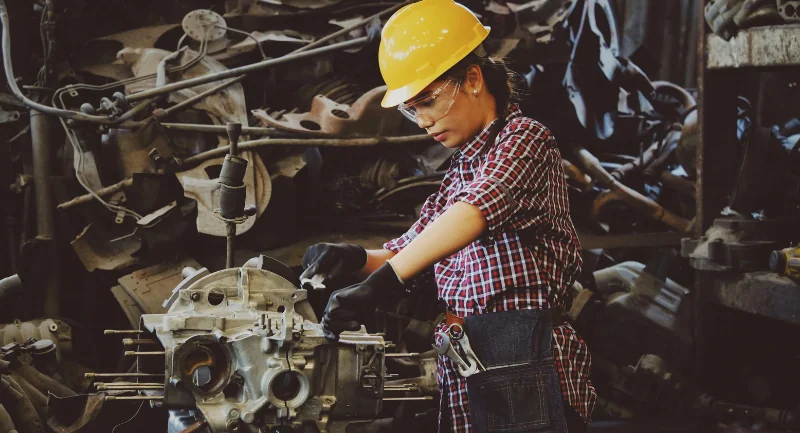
[{"x1": 380, "y1": 25, "x2": 491, "y2": 108}]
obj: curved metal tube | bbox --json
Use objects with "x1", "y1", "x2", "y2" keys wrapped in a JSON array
[{"x1": 573, "y1": 147, "x2": 692, "y2": 232}]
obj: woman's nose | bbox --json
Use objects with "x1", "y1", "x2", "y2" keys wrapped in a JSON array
[{"x1": 416, "y1": 116, "x2": 434, "y2": 129}]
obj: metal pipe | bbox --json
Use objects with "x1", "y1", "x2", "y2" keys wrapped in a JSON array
[
  {"x1": 382, "y1": 397, "x2": 434, "y2": 401},
  {"x1": 573, "y1": 147, "x2": 692, "y2": 232},
  {"x1": 293, "y1": 2, "x2": 407, "y2": 54},
  {"x1": 384, "y1": 353, "x2": 420, "y2": 357},
  {"x1": 104, "y1": 396, "x2": 163, "y2": 401},
  {"x1": 179, "y1": 420, "x2": 209, "y2": 433},
  {"x1": 56, "y1": 178, "x2": 133, "y2": 211},
  {"x1": 85, "y1": 373, "x2": 164, "y2": 378},
  {"x1": 126, "y1": 36, "x2": 368, "y2": 103},
  {"x1": 157, "y1": 76, "x2": 246, "y2": 118},
  {"x1": 104, "y1": 329, "x2": 142, "y2": 335},
  {"x1": 179, "y1": 134, "x2": 431, "y2": 168},
  {"x1": 0, "y1": 0, "x2": 112, "y2": 123},
  {"x1": 124, "y1": 351, "x2": 165, "y2": 356},
  {"x1": 118, "y1": 121, "x2": 293, "y2": 136},
  {"x1": 122, "y1": 339, "x2": 158, "y2": 346},
  {"x1": 30, "y1": 109, "x2": 61, "y2": 317},
  {"x1": 97, "y1": 385, "x2": 164, "y2": 391}
]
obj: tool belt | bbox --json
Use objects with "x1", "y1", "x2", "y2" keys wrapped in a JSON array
[{"x1": 446, "y1": 308, "x2": 565, "y2": 329}]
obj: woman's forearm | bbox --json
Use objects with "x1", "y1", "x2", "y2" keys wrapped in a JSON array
[
  {"x1": 388, "y1": 202, "x2": 487, "y2": 281},
  {"x1": 358, "y1": 249, "x2": 397, "y2": 278}
]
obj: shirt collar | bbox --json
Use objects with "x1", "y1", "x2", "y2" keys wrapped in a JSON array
[{"x1": 456, "y1": 104, "x2": 524, "y2": 161}]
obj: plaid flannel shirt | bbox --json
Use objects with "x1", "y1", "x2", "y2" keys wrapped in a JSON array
[{"x1": 384, "y1": 106, "x2": 596, "y2": 431}]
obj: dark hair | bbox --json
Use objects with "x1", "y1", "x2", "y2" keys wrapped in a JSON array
[{"x1": 442, "y1": 52, "x2": 525, "y2": 117}]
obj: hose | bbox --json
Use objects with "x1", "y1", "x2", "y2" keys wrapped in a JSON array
[{"x1": 0, "y1": 0, "x2": 113, "y2": 124}]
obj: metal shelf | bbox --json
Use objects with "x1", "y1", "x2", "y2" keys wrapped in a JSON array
[{"x1": 707, "y1": 24, "x2": 800, "y2": 69}]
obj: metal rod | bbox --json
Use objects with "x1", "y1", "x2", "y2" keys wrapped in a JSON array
[
  {"x1": 226, "y1": 223, "x2": 236, "y2": 269},
  {"x1": 97, "y1": 385, "x2": 164, "y2": 390},
  {"x1": 383, "y1": 397, "x2": 434, "y2": 401},
  {"x1": 126, "y1": 37, "x2": 367, "y2": 103},
  {"x1": 385, "y1": 353, "x2": 420, "y2": 358},
  {"x1": 57, "y1": 178, "x2": 133, "y2": 211},
  {"x1": 124, "y1": 351, "x2": 165, "y2": 356},
  {"x1": 179, "y1": 134, "x2": 431, "y2": 168},
  {"x1": 95, "y1": 383, "x2": 163, "y2": 387},
  {"x1": 293, "y1": 2, "x2": 407, "y2": 54},
  {"x1": 179, "y1": 420, "x2": 209, "y2": 433},
  {"x1": 105, "y1": 396, "x2": 164, "y2": 401},
  {"x1": 86, "y1": 373, "x2": 164, "y2": 378},
  {"x1": 104, "y1": 329, "x2": 142, "y2": 335},
  {"x1": 122, "y1": 339, "x2": 158, "y2": 346},
  {"x1": 157, "y1": 76, "x2": 246, "y2": 118},
  {"x1": 117, "y1": 121, "x2": 289, "y2": 137}
]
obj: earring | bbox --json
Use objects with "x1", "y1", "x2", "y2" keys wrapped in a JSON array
[{"x1": 473, "y1": 89, "x2": 478, "y2": 96}]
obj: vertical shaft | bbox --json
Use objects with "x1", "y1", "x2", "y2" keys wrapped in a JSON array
[{"x1": 224, "y1": 122, "x2": 242, "y2": 269}]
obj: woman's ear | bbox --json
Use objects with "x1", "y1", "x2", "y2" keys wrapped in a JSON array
[{"x1": 465, "y1": 64, "x2": 484, "y2": 95}]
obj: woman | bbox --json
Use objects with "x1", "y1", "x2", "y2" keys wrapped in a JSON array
[{"x1": 301, "y1": 1, "x2": 596, "y2": 432}]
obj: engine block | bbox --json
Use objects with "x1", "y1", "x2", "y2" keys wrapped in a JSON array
[{"x1": 140, "y1": 265, "x2": 387, "y2": 433}]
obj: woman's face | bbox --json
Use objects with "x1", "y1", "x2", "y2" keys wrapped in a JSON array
[{"x1": 402, "y1": 66, "x2": 496, "y2": 149}]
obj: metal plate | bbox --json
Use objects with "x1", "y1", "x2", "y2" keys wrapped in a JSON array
[{"x1": 181, "y1": 9, "x2": 227, "y2": 43}]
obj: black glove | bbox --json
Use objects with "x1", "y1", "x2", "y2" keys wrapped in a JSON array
[
  {"x1": 321, "y1": 262, "x2": 405, "y2": 341},
  {"x1": 299, "y1": 243, "x2": 368, "y2": 285}
]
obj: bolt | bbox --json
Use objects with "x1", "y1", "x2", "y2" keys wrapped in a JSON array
[
  {"x1": 49, "y1": 323, "x2": 58, "y2": 332},
  {"x1": 190, "y1": 292, "x2": 201, "y2": 302},
  {"x1": 229, "y1": 408, "x2": 240, "y2": 419},
  {"x1": 241, "y1": 411, "x2": 255, "y2": 423},
  {"x1": 226, "y1": 420, "x2": 240, "y2": 431}
]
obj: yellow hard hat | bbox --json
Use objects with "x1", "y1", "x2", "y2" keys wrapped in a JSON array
[{"x1": 379, "y1": 0, "x2": 490, "y2": 108}]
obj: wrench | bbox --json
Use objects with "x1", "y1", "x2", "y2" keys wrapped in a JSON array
[{"x1": 433, "y1": 331, "x2": 480, "y2": 377}]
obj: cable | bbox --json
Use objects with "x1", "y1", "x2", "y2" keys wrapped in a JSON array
[
  {"x1": 111, "y1": 401, "x2": 144, "y2": 433},
  {"x1": 215, "y1": 24, "x2": 267, "y2": 60}
]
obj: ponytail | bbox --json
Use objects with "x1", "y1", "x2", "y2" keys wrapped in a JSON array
[{"x1": 443, "y1": 52, "x2": 525, "y2": 117}]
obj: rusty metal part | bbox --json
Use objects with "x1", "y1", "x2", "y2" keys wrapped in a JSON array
[
  {"x1": 125, "y1": 36, "x2": 367, "y2": 103},
  {"x1": 573, "y1": 147, "x2": 692, "y2": 232},
  {"x1": 122, "y1": 339, "x2": 158, "y2": 346},
  {"x1": 294, "y1": 1, "x2": 408, "y2": 54},
  {"x1": 778, "y1": 0, "x2": 800, "y2": 21},
  {"x1": 707, "y1": 23, "x2": 800, "y2": 68},
  {"x1": 156, "y1": 76, "x2": 246, "y2": 118},
  {"x1": 103, "y1": 330, "x2": 143, "y2": 335},
  {"x1": 69, "y1": 223, "x2": 141, "y2": 272},
  {"x1": 660, "y1": 172, "x2": 696, "y2": 198},
  {"x1": 253, "y1": 86, "x2": 402, "y2": 137},
  {"x1": 0, "y1": 319, "x2": 72, "y2": 359},
  {"x1": 85, "y1": 373, "x2": 163, "y2": 378},
  {"x1": 125, "y1": 351, "x2": 166, "y2": 356},
  {"x1": 180, "y1": 134, "x2": 431, "y2": 168},
  {"x1": 56, "y1": 178, "x2": 133, "y2": 211},
  {"x1": 179, "y1": 420, "x2": 208, "y2": 433},
  {"x1": 104, "y1": 396, "x2": 164, "y2": 401},
  {"x1": 704, "y1": 0, "x2": 781, "y2": 41}
]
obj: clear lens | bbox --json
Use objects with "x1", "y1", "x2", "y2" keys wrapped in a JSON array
[{"x1": 397, "y1": 79, "x2": 460, "y2": 124}]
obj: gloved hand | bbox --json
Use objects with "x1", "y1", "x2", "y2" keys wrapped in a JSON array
[
  {"x1": 321, "y1": 262, "x2": 405, "y2": 341},
  {"x1": 299, "y1": 243, "x2": 368, "y2": 288}
]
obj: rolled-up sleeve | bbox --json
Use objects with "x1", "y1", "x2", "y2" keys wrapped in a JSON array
[
  {"x1": 383, "y1": 186, "x2": 444, "y2": 253},
  {"x1": 452, "y1": 120, "x2": 553, "y2": 237}
]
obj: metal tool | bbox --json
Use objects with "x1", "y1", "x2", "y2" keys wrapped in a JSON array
[
  {"x1": 449, "y1": 325, "x2": 486, "y2": 373},
  {"x1": 300, "y1": 273, "x2": 327, "y2": 291},
  {"x1": 433, "y1": 330, "x2": 483, "y2": 378}
]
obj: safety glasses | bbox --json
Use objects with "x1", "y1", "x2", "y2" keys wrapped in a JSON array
[{"x1": 397, "y1": 78, "x2": 460, "y2": 124}]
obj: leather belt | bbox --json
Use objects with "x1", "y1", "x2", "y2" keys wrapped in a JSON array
[{"x1": 445, "y1": 309, "x2": 566, "y2": 328}]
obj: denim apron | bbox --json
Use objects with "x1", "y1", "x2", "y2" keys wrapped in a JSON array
[{"x1": 462, "y1": 309, "x2": 568, "y2": 433}]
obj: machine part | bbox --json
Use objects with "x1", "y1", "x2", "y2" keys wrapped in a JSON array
[
  {"x1": 253, "y1": 86, "x2": 402, "y2": 137},
  {"x1": 56, "y1": 178, "x2": 133, "y2": 211},
  {"x1": 572, "y1": 147, "x2": 692, "y2": 232},
  {"x1": 768, "y1": 246, "x2": 800, "y2": 280},
  {"x1": 179, "y1": 134, "x2": 431, "y2": 168},
  {"x1": 156, "y1": 76, "x2": 246, "y2": 119},
  {"x1": 123, "y1": 36, "x2": 367, "y2": 103},
  {"x1": 0, "y1": 275, "x2": 22, "y2": 303},
  {"x1": 217, "y1": 123, "x2": 255, "y2": 268},
  {"x1": 182, "y1": 10, "x2": 227, "y2": 45},
  {"x1": 30, "y1": 109, "x2": 61, "y2": 317},
  {"x1": 0, "y1": 319, "x2": 72, "y2": 361},
  {"x1": 570, "y1": 261, "x2": 693, "y2": 369},
  {"x1": 140, "y1": 265, "x2": 388, "y2": 432},
  {"x1": 508, "y1": 0, "x2": 574, "y2": 43},
  {"x1": 681, "y1": 218, "x2": 800, "y2": 272},
  {"x1": 69, "y1": 222, "x2": 141, "y2": 272},
  {"x1": 704, "y1": 0, "x2": 782, "y2": 41},
  {"x1": 0, "y1": 108, "x2": 19, "y2": 123},
  {"x1": 47, "y1": 393, "x2": 105, "y2": 433},
  {"x1": 181, "y1": 153, "x2": 271, "y2": 237},
  {"x1": 562, "y1": 0, "x2": 622, "y2": 140},
  {"x1": 777, "y1": 0, "x2": 800, "y2": 20},
  {"x1": 694, "y1": 393, "x2": 800, "y2": 429},
  {"x1": 102, "y1": 119, "x2": 175, "y2": 179},
  {"x1": 116, "y1": 257, "x2": 205, "y2": 320}
]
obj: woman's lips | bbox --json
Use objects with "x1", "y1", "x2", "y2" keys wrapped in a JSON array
[{"x1": 433, "y1": 131, "x2": 447, "y2": 142}]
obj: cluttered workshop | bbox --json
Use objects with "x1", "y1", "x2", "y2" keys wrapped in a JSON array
[{"x1": 0, "y1": 0, "x2": 798, "y2": 432}]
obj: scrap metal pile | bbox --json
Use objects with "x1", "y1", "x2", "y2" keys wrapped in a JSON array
[{"x1": 0, "y1": 0, "x2": 799, "y2": 432}]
